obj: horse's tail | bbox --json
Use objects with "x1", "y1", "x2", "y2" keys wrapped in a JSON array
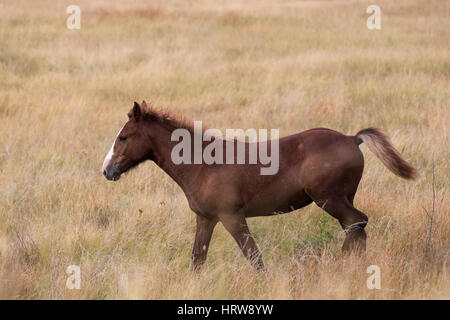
[{"x1": 355, "y1": 128, "x2": 419, "y2": 180}]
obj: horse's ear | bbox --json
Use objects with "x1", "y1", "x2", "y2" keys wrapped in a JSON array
[
  {"x1": 141, "y1": 100, "x2": 148, "y2": 109},
  {"x1": 132, "y1": 101, "x2": 142, "y2": 121}
]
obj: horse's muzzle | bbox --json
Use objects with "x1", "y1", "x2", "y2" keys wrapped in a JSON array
[{"x1": 103, "y1": 163, "x2": 121, "y2": 181}]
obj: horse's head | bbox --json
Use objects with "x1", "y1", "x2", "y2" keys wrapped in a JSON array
[{"x1": 102, "y1": 101, "x2": 151, "y2": 181}]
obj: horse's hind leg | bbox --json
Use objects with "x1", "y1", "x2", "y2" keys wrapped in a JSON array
[{"x1": 316, "y1": 197, "x2": 368, "y2": 252}]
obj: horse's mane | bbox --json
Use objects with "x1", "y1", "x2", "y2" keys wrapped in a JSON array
[{"x1": 141, "y1": 101, "x2": 199, "y2": 133}]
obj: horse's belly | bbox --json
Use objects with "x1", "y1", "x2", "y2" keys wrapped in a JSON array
[{"x1": 244, "y1": 188, "x2": 311, "y2": 217}]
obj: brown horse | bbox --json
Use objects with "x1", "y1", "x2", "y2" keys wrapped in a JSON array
[{"x1": 102, "y1": 101, "x2": 418, "y2": 270}]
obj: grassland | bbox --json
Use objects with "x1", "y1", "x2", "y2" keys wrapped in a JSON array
[{"x1": 0, "y1": 0, "x2": 448, "y2": 299}]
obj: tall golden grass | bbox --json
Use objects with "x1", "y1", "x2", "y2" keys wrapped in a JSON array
[{"x1": 0, "y1": 0, "x2": 448, "y2": 299}]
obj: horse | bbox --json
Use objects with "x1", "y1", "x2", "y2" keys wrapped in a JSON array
[{"x1": 102, "y1": 101, "x2": 418, "y2": 271}]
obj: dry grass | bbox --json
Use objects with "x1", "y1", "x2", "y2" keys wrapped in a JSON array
[{"x1": 0, "y1": 0, "x2": 448, "y2": 299}]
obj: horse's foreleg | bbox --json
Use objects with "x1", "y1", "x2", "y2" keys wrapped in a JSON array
[
  {"x1": 219, "y1": 213, "x2": 265, "y2": 271},
  {"x1": 191, "y1": 215, "x2": 217, "y2": 271}
]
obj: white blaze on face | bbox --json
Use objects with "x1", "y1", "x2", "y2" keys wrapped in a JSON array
[{"x1": 102, "y1": 126, "x2": 124, "y2": 173}]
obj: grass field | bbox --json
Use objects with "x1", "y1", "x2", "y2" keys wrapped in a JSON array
[{"x1": 0, "y1": 0, "x2": 448, "y2": 299}]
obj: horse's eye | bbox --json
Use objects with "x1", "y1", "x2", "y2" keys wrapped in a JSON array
[{"x1": 119, "y1": 136, "x2": 127, "y2": 142}]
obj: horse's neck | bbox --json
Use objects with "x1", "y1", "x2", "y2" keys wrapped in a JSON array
[{"x1": 147, "y1": 121, "x2": 201, "y2": 193}]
